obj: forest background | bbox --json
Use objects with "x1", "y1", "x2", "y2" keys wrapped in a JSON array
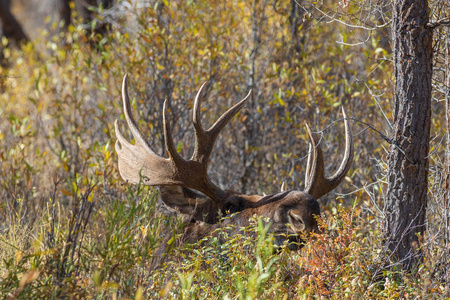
[{"x1": 0, "y1": 0, "x2": 449, "y2": 298}]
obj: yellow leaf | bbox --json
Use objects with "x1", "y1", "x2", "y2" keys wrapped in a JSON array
[
  {"x1": 15, "y1": 250, "x2": 23, "y2": 265},
  {"x1": 61, "y1": 189, "x2": 72, "y2": 196},
  {"x1": 135, "y1": 286, "x2": 144, "y2": 300}
]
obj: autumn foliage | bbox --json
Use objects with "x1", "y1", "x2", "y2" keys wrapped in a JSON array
[{"x1": 0, "y1": 0, "x2": 449, "y2": 298}]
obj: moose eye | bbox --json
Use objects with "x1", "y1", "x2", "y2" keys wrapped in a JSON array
[
  {"x1": 228, "y1": 205, "x2": 240, "y2": 214},
  {"x1": 224, "y1": 202, "x2": 241, "y2": 215}
]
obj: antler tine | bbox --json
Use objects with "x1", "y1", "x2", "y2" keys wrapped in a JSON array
[
  {"x1": 207, "y1": 90, "x2": 252, "y2": 138},
  {"x1": 191, "y1": 84, "x2": 252, "y2": 163},
  {"x1": 163, "y1": 99, "x2": 184, "y2": 164},
  {"x1": 192, "y1": 81, "x2": 209, "y2": 136},
  {"x1": 328, "y1": 108, "x2": 353, "y2": 182},
  {"x1": 119, "y1": 74, "x2": 158, "y2": 155},
  {"x1": 303, "y1": 108, "x2": 353, "y2": 200},
  {"x1": 303, "y1": 122, "x2": 320, "y2": 192}
]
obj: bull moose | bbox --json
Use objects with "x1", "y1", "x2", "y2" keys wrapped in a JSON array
[{"x1": 114, "y1": 74, "x2": 353, "y2": 251}]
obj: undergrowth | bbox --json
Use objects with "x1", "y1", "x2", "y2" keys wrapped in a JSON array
[{"x1": 1, "y1": 191, "x2": 446, "y2": 298}]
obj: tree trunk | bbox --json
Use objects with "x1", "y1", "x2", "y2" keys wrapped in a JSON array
[
  {"x1": 384, "y1": 0, "x2": 433, "y2": 270},
  {"x1": 77, "y1": 0, "x2": 114, "y2": 36},
  {"x1": 289, "y1": 0, "x2": 304, "y2": 55},
  {"x1": 0, "y1": 0, "x2": 29, "y2": 45},
  {"x1": 57, "y1": 0, "x2": 72, "y2": 30},
  {"x1": 445, "y1": 22, "x2": 450, "y2": 285}
]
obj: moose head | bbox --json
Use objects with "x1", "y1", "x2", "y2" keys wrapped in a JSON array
[{"x1": 115, "y1": 74, "x2": 353, "y2": 250}]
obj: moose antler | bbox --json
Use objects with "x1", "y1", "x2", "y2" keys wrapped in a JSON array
[
  {"x1": 115, "y1": 74, "x2": 352, "y2": 205},
  {"x1": 115, "y1": 74, "x2": 251, "y2": 203},
  {"x1": 303, "y1": 108, "x2": 353, "y2": 199}
]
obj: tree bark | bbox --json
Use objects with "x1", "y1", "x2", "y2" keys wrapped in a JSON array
[
  {"x1": 289, "y1": 0, "x2": 304, "y2": 55},
  {"x1": 384, "y1": 0, "x2": 433, "y2": 269},
  {"x1": 0, "y1": 0, "x2": 29, "y2": 45},
  {"x1": 444, "y1": 20, "x2": 450, "y2": 285},
  {"x1": 77, "y1": 0, "x2": 114, "y2": 36},
  {"x1": 57, "y1": 0, "x2": 72, "y2": 30}
]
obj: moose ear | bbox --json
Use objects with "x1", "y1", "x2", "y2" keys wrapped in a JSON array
[
  {"x1": 159, "y1": 186, "x2": 209, "y2": 215},
  {"x1": 159, "y1": 186, "x2": 219, "y2": 223},
  {"x1": 288, "y1": 210, "x2": 306, "y2": 232}
]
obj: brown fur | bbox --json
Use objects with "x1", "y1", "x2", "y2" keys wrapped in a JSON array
[{"x1": 158, "y1": 187, "x2": 320, "y2": 251}]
